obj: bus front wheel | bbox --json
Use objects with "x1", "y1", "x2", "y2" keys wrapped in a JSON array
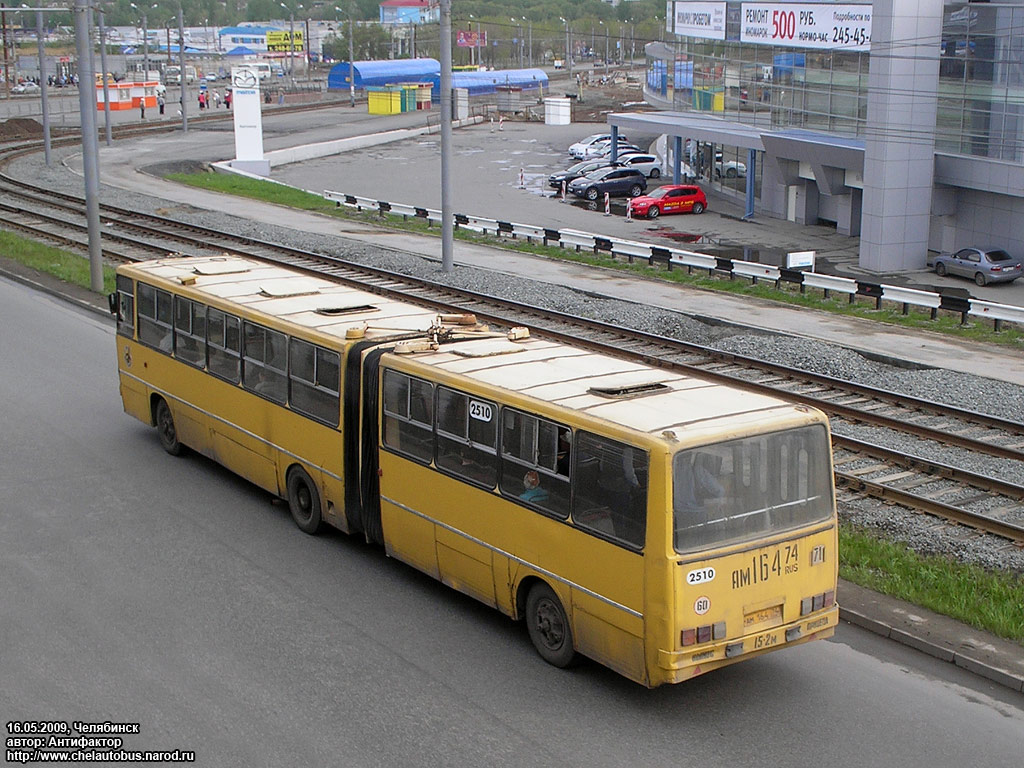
[
  {"x1": 287, "y1": 466, "x2": 323, "y2": 535},
  {"x1": 155, "y1": 398, "x2": 183, "y2": 456},
  {"x1": 525, "y1": 583, "x2": 576, "y2": 668}
]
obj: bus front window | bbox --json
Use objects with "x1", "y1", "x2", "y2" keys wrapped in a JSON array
[{"x1": 673, "y1": 425, "x2": 833, "y2": 553}]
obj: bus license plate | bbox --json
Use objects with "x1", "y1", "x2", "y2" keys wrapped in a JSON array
[{"x1": 744, "y1": 604, "x2": 782, "y2": 628}]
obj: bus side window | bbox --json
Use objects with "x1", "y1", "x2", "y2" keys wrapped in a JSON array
[
  {"x1": 289, "y1": 338, "x2": 340, "y2": 426},
  {"x1": 572, "y1": 432, "x2": 648, "y2": 549},
  {"x1": 435, "y1": 386, "x2": 497, "y2": 487},
  {"x1": 137, "y1": 282, "x2": 173, "y2": 353},
  {"x1": 114, "y1": 274, "x2": 135, "y2": 338},
  {"x1": 207, "y1": 308, "x2": 240, "y2": 383},
  {"x1": 499, "y1": 409, "x2": 570, "y2": 519},
  {"x1": 242, "y1": 321, "x2": 288, "y2": 404},
  {"x1": 382, "y1": 369, "x2": 433, "y2": 464},
  {"x1": 173, "y1": 295, "x2": 206, "y2": 368}
]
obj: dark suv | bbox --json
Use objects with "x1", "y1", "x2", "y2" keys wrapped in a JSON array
[{"x1": 567, "y1": 167, "x2": 647, "y2": 200}]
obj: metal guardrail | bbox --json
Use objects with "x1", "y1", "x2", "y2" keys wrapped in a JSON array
[{"x1": 321, "y1": 189, "x2": 1023, "y2": 330}]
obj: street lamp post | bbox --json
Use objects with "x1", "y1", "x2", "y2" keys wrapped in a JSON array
[
  {"x1": 177, "y1": 4, "x2": 187, "y2": 132},
  {"x1": 334, "y1": 4, "x2": 354, "y2": 107},
  {"x1": 280, "y1": 3, "x2": 301, "y2": 78},
  {"x1": 97, "y1": 8, "x2": 111, "y2": 144},
  {"x1": 560, "y1": 16, "x2": 571, "y2": 77},
  {"x1": 130, "y1": 4, "x2": 157, "y2": 80}
]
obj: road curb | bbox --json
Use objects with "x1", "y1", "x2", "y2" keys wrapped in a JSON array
[{"x1": 840, "y1": 606, "x2": 1024, "y2": 693}]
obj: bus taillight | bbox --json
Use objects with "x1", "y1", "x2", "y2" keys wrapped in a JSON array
[
  {"x1": 681, "y1": 621, "x2": 727, "y2": 646},
  {"x1": 800, "y1": 590, "x2": 836, "y2": 615}
]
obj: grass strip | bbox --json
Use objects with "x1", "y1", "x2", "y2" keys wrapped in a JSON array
[
  {"x1": 0, "y1": 230, "x2": 116, "y2": 294},
  {"x1": 839, "y1": 523, "x2": 1024, "y2": 645},
  {"x1": 167, "y1": 171, "x2": 1024, "y2": 349}
]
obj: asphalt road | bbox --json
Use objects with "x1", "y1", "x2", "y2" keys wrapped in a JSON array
[{"x1": 2, "y1": 275, "x2": 1023, "y2": 768}]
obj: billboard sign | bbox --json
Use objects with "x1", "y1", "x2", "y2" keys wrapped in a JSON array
[
  {"x1": 456, "y1": 30, "x2": 487, "y2": 48},
  {"x1": 266, "y1": 30, "x2": 304, "y2": 52},
  {"x1": 673, "y1": 2, "x2": 727, "y2": 41},
  {"x1": 740, "y1": 3, "x2": 871, "y2": 51}
]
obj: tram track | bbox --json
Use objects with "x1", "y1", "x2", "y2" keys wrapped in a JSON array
[{"x1": 1, "y1": 131, "x2": 1022, "y2": 546}]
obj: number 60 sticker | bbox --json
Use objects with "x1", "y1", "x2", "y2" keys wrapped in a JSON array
[{"x1": 694, "y1": 596, "x2": 711, "y2": 615}]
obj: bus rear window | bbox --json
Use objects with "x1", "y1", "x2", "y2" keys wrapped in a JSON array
[{"x1": 673, "y1": 425, "x2": 833, "y2": 553}]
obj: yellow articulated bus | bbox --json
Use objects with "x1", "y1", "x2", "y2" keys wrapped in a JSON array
[{"x1": 110, "y1": 255, "x2": 839, "y2": 687}]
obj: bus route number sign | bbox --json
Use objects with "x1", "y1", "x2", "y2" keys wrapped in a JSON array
[{"x1": 469, "y1": 400, "x2": 493, "y2": 422}]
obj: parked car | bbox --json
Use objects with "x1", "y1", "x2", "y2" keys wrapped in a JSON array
[
  {"x1": 615, "y1": 153, "x2": 664, "y2": 178},
  {"x1": 933, "y1": 247, "x2": 1022, "y2": 285},
  {"x1": 714, "y1": 152, "x2": 746, "y2": 178},
  {"x1": 567, "y1": 167, "x2": 647, "y2": 201},
  {"x1": 11, "y1": 81, "x2": 39, "y2": 94},
  {"x1": 627, "y1": 184, "x2": 708, "y2": 218},
  {"x1": 548, "y1": 158, "x2": 622, "y2": 189},
  {"x1": 582, "y1": 139, "x2": 641, "y2": 160},
  {"x1": 568, "y1": 132, "x2": 627, "y2": 158}
]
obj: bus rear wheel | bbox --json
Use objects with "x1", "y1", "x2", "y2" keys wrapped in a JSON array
[
  {"x1": 287, "y1": 466, "x2": 323, "y2": 535},
  {"x1": 155, "y1": 398, "x2": 183, "y2": 456},
  {"x1": 525, "y1": 583, "x2": 576, "y2": 668}
]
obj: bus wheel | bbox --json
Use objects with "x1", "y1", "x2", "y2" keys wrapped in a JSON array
[
  {"x1": 155, "y1": 398, "x2": 183, "y2": 456},
  {"x1": 287, "y1": 466, "x2": 323, "y2": 535},
  {"x1": 525, "y1": 583, "x2": 576, "y2": 668}
]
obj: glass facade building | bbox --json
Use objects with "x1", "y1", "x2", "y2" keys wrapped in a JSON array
[{"x1": 634, "y1": 1, "x2": 1024, "y2": 270}]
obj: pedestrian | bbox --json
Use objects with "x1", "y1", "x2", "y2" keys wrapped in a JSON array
[
  {"x1": 212, "y1": 89, "x2": 220, "y2": 108},
  {"x1": 140, "y1": 100, "x2": 145, "y2": 119},
  {"x1": 198, "y1": 91, "x2": 205, "y2": 110},
  {"x1": 158, "y1": 94, "x2": 165, "y2": 115},
  {"x1": 224, "y1": 89, "x2": 231, "y2": 109}
]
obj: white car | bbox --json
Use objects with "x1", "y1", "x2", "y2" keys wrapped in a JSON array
[
  {"x1": 11, "y1": 81, "x2": 39, "y2": 94},
  {"x1": 568, "y1": 133, "x2": 628, "y2": 159},
  {"x1": 715, "y1": 153, "x2": 747, "y2": 178},
  {"x1": 615, "y1": 153, "x2": 664, "y2": 179},
  {"x1": 582, "y1": 139, "x2": 641, "y2": 160}
]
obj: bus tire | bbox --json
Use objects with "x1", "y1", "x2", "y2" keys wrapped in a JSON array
[
  {"x1": 525, "y1": 582, "x2": 576, "y2": 668},
  {"x1": 287, "y1": 466, "x2": 323, "y2": 535},
  {"x1": 154, "y1": 398, "x2": 183, "y2": 456}
]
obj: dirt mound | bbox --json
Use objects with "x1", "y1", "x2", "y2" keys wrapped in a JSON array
[{"x1": 0, "y1": 118, "x2": 44, "y2": 138}]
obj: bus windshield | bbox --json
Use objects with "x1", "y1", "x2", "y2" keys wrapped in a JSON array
[{"x1": 672, "y1": 425, "x2": 833, "y2": 553}]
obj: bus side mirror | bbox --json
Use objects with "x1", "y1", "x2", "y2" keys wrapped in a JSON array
[{"x1": 108, "y1": 292, "x2": 118, "y2": 315}]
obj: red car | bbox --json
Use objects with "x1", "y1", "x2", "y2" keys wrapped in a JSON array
[{"x1": 628, "y1": 184, "x2": 707, "y2": 219}]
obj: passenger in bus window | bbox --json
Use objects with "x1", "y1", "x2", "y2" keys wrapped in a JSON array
[
  {"x1": 556, "y1": 429, "x2": 571, "y2": 476},
  {"x1": 676, "y1": 452, "x2": 724, "y2": 513},
  {"x1": 520, "y1": 470, "x2": 549, "y2": 502}
]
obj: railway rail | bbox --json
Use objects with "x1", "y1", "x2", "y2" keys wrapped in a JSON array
[{"x1": 1, "y1": 122, "x2": 1022, "y2": 547}]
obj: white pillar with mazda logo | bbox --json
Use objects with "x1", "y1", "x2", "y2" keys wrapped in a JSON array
[{"x1": 230, "y1": 67, "x2": 270, "y2": 177}]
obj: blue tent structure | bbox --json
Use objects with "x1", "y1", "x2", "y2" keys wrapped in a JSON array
[
  {"x1": 327, "y1": 58, "x2": 440, "y2": 90},
  {"x1": 427, "y1": 68, "x2": 548, "y2": 102},
  {"x1": 225, "y1": 46, "x2": 258, "y2": 56}
]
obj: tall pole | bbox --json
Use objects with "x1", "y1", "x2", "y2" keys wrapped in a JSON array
[
  {"x1": 178, "y1": 6, "x2": 187, "y2": 131},
  {"x1": 142, "y1": 12, "x2": 148, "y2": 79},
  {"x1": 439, "y1": 0, "x2": 452, "y2": 273},
  {"x1": 2, "y1": 5, "x2": 11, "y2": 99},
  {"x1": 305, "y1": 17, "x2": 311, "y2": 81},
  {"x1": 528, "y1": 21, "x2": 532, "y2": 68},
  {"x1": 289, "y1": 12, "x2": 295, "y2": 76},
  {"x1": 37, "y1": 11, "x2": 50, "y2": 166},
  {"x1": 348, "y1": 15, "x2": 355, "y2": 106},
  {"x1": 74, "y1": 0, "x2": 103, "y2": 293},
  {"x1": 98, "y1": 10, "x2": 111, "y2": 145}
]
